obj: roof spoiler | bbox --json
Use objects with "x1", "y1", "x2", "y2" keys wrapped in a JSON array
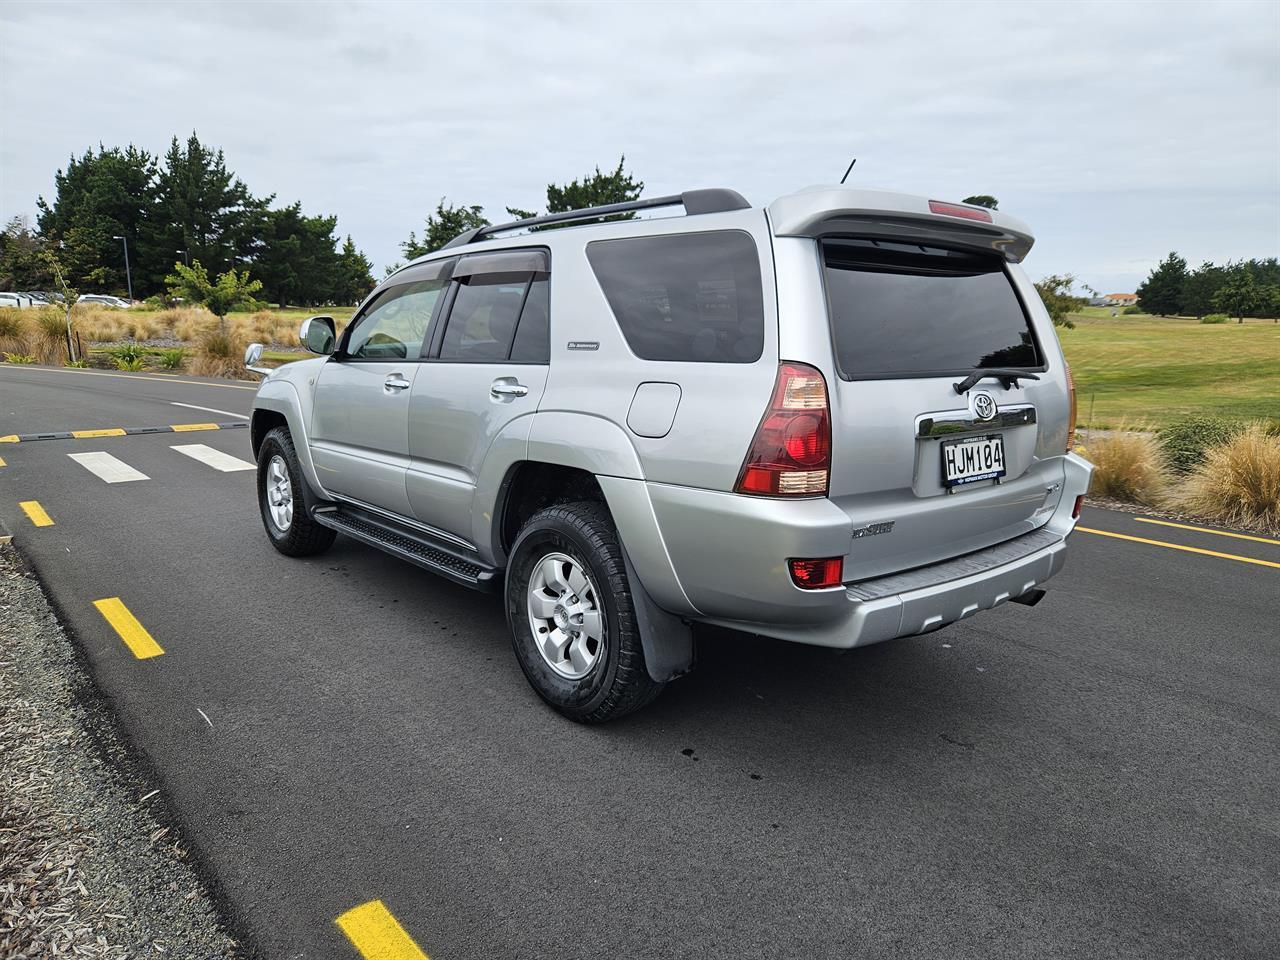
[{"x1": 767, "y1": 187, "x2": 1035, "y2": 262}]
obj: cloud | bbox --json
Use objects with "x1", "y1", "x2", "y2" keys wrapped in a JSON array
[{"x1": 1, "y1": 0, "x2": 1276, "y2": 293}]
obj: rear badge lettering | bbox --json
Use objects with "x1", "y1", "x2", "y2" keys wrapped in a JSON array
[
  {"x1": 852, "y1": 521, "x2": 895, "y2": 539},
  {"x1": 567, "y1": 340, "x2": 600, "y2": 351}
]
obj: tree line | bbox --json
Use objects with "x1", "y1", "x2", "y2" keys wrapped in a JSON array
[
  {"x1": 1138, "y1": 253, "x2": 1280, "y2": 321},
  {"x1": 0, "y1": 133, "x2": 376, "y2": 307}
]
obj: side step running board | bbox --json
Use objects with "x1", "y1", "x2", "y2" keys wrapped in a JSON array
[{"x1": 311, "y1": 505, "x2": 499, "y2": 591}]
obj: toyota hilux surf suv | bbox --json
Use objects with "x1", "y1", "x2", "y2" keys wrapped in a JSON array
[{"x1": 245, "y1": 185, "x2": 1093, "y2": 722}]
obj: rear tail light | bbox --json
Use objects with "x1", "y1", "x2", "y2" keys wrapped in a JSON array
[
  {"x1": 1065, "y1": 362, "x2": 1078, "y2": 451},
  {"x1": 928, "y1": 199, "x2": 993, "y2": 223},
  {"x1": 736, "y1": 362, "x2": 831, "y2": 497},
  {"x1": 789, "y1": 557, "x2": 844, "y2": 590},
  {"x1": 1072, "y1": 495, "x2": 1084, "y2": 519}
]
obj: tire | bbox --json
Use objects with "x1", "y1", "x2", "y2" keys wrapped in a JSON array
[
  {"x1": 256, "y1": 426, "x2": 336, "y2": 557},
  {"x1": 506, "y1": 500, "x2": 664, "y2": 723}
]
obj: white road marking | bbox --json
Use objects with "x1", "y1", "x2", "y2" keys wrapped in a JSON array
[
  {"x1": 170, "y1": 401, "x2": 249, "y2": 420},
  {"x1": 67, "y1": 451, "x2": 150, "y2": 483},
  {"x1": 171, "y1": 443, "x2": 255, "y2": 472}
]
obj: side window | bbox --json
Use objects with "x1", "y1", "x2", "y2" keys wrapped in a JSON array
[
  {"x1": 586, "y1": 230, "x2": 764, "y2": 363},
  {"x1": 510, "y1": 278, "x2": 550, "y2": 363},
  {"x1": 346, "y1": 280, "x2": 445, "y2": 360},
  {"x1": 439, "y1": 278, "x2": 528, "y2": 361}
]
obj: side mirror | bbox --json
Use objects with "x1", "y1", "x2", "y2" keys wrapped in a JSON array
[
  {"x1": 300, "y1": 316, "x2": 337, "y2": 355},
  {"x1": 244, "y1": 342, "x2": 264, "y2": 367}
]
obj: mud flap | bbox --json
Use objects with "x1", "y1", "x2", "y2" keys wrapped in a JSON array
[{"x1": 622, "y1": 547, "x2": 695, "y2": 683}]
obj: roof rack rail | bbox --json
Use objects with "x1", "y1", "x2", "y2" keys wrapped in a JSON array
[{"x1": 440, "y1": 188, "x2": 750, "y2": 249}]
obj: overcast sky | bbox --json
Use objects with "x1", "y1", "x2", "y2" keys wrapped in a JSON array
[{"x1": 2, "y1": 0, "x2": 1277, "y2": 293}]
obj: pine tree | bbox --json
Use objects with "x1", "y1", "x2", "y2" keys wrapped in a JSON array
[
  {"x1": 402, "y1": 200, "x2": 489, "y2": 258},
  {"x1": 1136, "y1": 252, "x2": 1188, "y2": 316}
]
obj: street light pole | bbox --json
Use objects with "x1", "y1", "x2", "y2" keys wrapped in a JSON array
[
  {"x1": 112, "y1": 235, "x2": 134, "y2": 303},
  {"x1": 177, "y1": 248, "x2": 189, "y2": 267}
]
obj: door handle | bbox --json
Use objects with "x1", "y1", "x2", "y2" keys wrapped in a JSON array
[
  {"x1": 491, "y1": 379, "x2": 529, "y2": 399},
  {"x1": 384, "y1": 375, "x2": 410, "y2": 391}
]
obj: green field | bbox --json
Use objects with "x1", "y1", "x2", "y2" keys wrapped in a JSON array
[{"x1": 1059, "y1": 308, "x2": 1280, "y2": 429}]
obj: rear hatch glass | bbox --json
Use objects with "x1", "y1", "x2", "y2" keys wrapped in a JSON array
[{"x1": 821, "y1": 239, "x2": 1042, "y2": 379}]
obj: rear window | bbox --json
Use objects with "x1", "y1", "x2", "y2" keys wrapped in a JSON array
[
  {"x1": 822, "y1": 239, "x2": 1042, "y2": 379},
  {"x1": 587, "y1": 230, "x2": 764, "y2": 363}
]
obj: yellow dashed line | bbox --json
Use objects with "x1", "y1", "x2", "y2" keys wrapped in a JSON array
[
  {"x1": 92, "y1": 598, "x2": 165, "y2": 659},
  {"x1": 170, "y1": 423, "x2": 220, "y2": 432},
  {"x1": 1133, "y1": 516, "x2": 1280, "y2": 547},
  {"x1": 0, "y1": 455, "x2": 6, "y2": 467},
  {"x1": 72, "y1": 428, "x2": 128, "y2": 439},
  {"x1": 19, "y1": 500, "x2": 54, "y2": 527},
  {"x1": 336, "y1": 900, "x2": 430, "y2": 960},
  {"x1": 0, "y1": 435, "x2": 17, "y2": 444},
  {"x1": 1077, "y1": 526, "x2": 1280, "y2": 569}
]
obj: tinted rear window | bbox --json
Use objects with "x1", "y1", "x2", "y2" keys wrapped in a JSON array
[
  {"x1": 587, "y1": 231, "x2": 764, "y2": 363},
  {"x1": 822, "y1": 240, "x2": 1041, "y2": 379}
]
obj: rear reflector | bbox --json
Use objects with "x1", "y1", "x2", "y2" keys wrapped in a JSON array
[
  {"x1": 928, "y1": 200, "x2": 994, "y2": 223},
  {"x1": 736, "y1": 362, "x2": 831, "y2": 497},
  {"x1": 789, "y1": 557, "x2": 844, "y2": 590}
]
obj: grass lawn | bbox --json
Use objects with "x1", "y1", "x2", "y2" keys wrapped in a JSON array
[{"x1": 1059, "y1": 308, "x2": 1280, "y2": 429}]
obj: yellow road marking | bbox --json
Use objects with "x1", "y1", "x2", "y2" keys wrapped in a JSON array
[
  {"x1": 92, "y1": 598, "x2": 164, "y2": 659},
  {"x1": 0, "y1": 364, "x2": 257, "y2": 390},
  {"x1": 1134, "y1": 516, "x2": 1280, "y2": 547},
  {"x1": 72, "y1": 428, "x2": 127, "y2": 439},
  {"x1": 0, "y1": 455, "x2": 6, "y2": 466},
  {"x1": 170, "y1": 422, "x2": 220, "y2": 432},
  {"x1": 0, "y1": 435, "x2": 17, "y2": 443},
  {"x1": 19, "y1": 500, "x2": 54, "y2": 527},
  {"x1": 336, "y1": 900, "x2": 429, "y2": 960},
  {"x1": 1077, "y1": 526, "x2": 1280, "y2": 570}
]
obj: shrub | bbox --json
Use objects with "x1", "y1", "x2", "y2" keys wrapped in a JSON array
[
  {"x1": 66, "y1": 358, "x2": 89, "y2": 368},
  {"x1": 1080, "y1": 430, "x2": 1166, "y2": 504},
  {"x1": 3, "y1": 352, "x2": 36, "y2": 364},
  {"x1": 32, "y1": 308, "x2": 69, "y2": 365},
  {"x1": 157, "y1": 347, "x2": 186, "y2": 370},
  {"x1": 110, "y1": 342, "x2": 147, "y2": 365},
  {"x1": 1200, "y1": 313, "x2": 1229, "y2": 324},
  {"x1": 1122, "y1": 304, "x2": 1144, "y2": 315},
  {"x1": 1157, "y1": 416, "x2": 1243, "y2": 475},
  {"x1": 1177, "y1": 424, "x2": 1280, "y2": 534},
  {"x1": 191, "y1": 327, "x2": 245, "y2": 378},
  {"x1": 0, "y1": 308, "x2": 26, "y2": 355},
  {"x1": 114, "y1": 355, "x2": 146, "y2": 371}
]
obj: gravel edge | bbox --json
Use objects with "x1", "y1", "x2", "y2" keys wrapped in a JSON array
[{"x1": 0, "y1": 543, "x2": 243, "y2": 957}]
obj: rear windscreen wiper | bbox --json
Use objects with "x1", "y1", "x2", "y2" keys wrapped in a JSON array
[{"x1": 952, "y1": 369, "x2": 1042, "y2": 394}]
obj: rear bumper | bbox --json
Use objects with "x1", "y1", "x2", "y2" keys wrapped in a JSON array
[
  {"x1": 700, "y1": 526, "x2": 1067, "y2": 648},
  {"x1": 656, "y1": 451, "x2": 1092, "y2": 648}
]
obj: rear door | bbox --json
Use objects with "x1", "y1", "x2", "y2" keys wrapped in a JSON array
[
  {"x1": 779, "y1": 237, "x2": 1069, "y2": 581},
  {"x1": 406, "y1": 249, "x2": 551, "y2": 544}
]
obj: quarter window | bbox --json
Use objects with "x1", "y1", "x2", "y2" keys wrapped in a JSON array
[
  {"x1": 586, "y1": 230, "x2": 765, "y2": 363},
  {"x1": 509, "y1": 278, "x2": 550, "y2": 363}
]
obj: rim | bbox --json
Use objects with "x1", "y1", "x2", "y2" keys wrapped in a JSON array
[
  {"x1": 526, "y1": 551, "x2": 604, "y2": 680},
  {"x1": 265, "y1": 455, "x2": 293, "y2": 531}
]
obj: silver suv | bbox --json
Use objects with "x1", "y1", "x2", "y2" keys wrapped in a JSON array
[{"x1": 246, "y1": 186, "x2": 1092, "y2": 722}]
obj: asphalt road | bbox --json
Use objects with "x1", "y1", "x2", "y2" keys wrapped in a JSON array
[{"x1": 1, "y1": 363, "x2": 1277, "y2": 960}]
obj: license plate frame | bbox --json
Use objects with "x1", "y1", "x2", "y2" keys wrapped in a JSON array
[{"x1": 940, "y1": 434, "x2": 1006, "y2": 488}]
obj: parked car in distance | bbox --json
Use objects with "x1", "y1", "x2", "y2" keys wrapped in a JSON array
[
  {"x1": 0, "y1": 292, "x2": 42, "y2": 308},
  {"x1": 77, "y1": 294, "x2": 132, "y2": 308},
  {"x1": 246, "y1": 184, "x2": 1092, "y2": 722}
]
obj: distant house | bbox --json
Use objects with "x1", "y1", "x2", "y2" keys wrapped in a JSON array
[{"x1": 1103, "y1": 293, "x2": 1138, "y2": 307}]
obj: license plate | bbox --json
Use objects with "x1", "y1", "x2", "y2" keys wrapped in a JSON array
[{"x1": 941, "y1": 434, "x2": 1005, "y2": 487}]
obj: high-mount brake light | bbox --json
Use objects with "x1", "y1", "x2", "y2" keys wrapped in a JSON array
[
  {"x1": 735, "y1": 362, "x2": 831, "y2": 497},
  {"x1": 1065, "y1": 362, "x2": 1078, "y2": 452},
  {"x1": 928, "y1": 200, "x2": 994, "y2": 223},
  {"x1": 789, "y1": 557, "x2": 844, "y2": 590}
]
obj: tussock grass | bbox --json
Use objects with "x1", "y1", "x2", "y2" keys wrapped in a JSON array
[
  {"x1": 1176, "y1": 424, "x2": 1280, "y2": 534},
  {"x1": 1077, "y1": 429, "x2": 1166, "y2": 505},
  {"x1": 191, "y1": 327, "x2": 246, "y2": 379},
  {"x1": 0, "y1": 308, "x2": 27, "y2": 355},
  {"x1": 31, "y1": 308, "x2": 70, "y2": 365}
]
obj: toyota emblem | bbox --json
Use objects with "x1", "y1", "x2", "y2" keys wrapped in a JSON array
[{"x1": 971, "y1": 391, "x2": 998, "y2": 421}]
